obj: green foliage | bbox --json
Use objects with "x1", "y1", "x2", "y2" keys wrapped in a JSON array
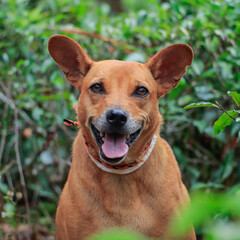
[
  {"x1": 170, "y1": 188, "x2": 240, "y2": 240},
  {"x1": 228, "y1": 91, "x2": 240, "y2": 108},
  {"x1": 0, "y1": 0, "x2": 240, "y2": 238},
  {"x1": 2, "y1": 194, "x2": 17, "y2": 227},
  {"x1": 89, "y1": 228, "x2": 147, "y2": 240},
  {"x1": 213, "y1": 111, "x2": 239, "y2": 136},
  {"x1": 184, "y1": 92, "x2": 240, "y2": 136}
]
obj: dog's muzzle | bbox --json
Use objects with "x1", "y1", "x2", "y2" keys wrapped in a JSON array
[{"x1": 90, "y1": 108, "x2": 142, "y2": 165}]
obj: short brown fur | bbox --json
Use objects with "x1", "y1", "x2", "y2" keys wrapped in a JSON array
[{"x1": 48, "y1": 35, "x2": 196, "y2": 240}]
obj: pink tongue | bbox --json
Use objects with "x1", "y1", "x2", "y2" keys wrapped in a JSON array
[{"x1": 102, "y1": 133, "x2": 129, "y2": 159}]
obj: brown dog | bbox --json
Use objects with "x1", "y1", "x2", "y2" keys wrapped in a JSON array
[{"x1": 48, "y1": 35, "x2": 195, "y2": 240}]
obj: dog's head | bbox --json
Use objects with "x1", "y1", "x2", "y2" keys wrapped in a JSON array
[{"x1": 48, "y1": 35, "x2": 193, "y2": 166}]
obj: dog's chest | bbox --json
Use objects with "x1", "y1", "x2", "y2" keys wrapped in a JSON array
[{"x1": 95, "y1": 176, "x2": 166, "y2": 235}]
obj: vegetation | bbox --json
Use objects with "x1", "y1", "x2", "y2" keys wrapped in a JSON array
[{"x1": 0, "y1": 0, "x2": 239, "y2": 239}]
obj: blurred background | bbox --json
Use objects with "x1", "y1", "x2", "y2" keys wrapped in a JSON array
[{"x1": 0, "y1": 0, "x2": 240, "y2": 239}]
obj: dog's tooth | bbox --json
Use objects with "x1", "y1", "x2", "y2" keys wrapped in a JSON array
[
  {"x1": 126, "y1": 133, "x2": 130, "y2": 139},
  {"x1": 100, "y1": 131, "x2": 104, "y2": 137}
]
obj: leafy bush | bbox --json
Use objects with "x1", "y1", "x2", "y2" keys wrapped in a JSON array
[
  {"x1": 0, "y1": 0, "x2": 240, "y2": 238},
  {"x1": 184, "y1": 91, "x2": 240, "y2": 137}
]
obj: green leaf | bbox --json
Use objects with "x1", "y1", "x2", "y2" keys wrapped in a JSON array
[
  {"x1": 38, "y1": 94, "x2": 62, "y2": 102},
  {"x1": 192, "y1": 120, "x2": 207, "y2": 133},
  {"x1": 3, "y1": 202, "x2": 16, "y2": 218},
  {"x1": 170, "y1": 192, "x2": 240, "y2": 238},
  {"x1": 32, "y1": 108, "x2": 44, "y2": 121},
  {"x1": 178, "y1": 95, "x2": 193, "y2": 106},
  {"x1": 124, "y1": 52, "x2": 146, "y2": 62},
  {"x1": 191, "y1": 59, "x2": 204, "y2": 76},
  {"x1": 90, "y1": 228, "x2": 147, "y2": 240},
  {"x1": 228, "y1": 91, "x2": 240, "y2": 107},
  {"x1": 213, "y1": 111, "x2": 239, "y2": 136},
  {"x1": 200, "y1": 68, "x2": 217, "y2": 79},
  {"x1": 195, "y1": 86, "x2": 216, "y2": 101},
  {"x1": 184, "y1": 101, "x2": 218, "y2": 110},
  {"x1": 0, "y1": 182, "x2": 9, "y2": 194},
  {"x1": 221, "y1": 150, "x2": 234, "y2": 181}
]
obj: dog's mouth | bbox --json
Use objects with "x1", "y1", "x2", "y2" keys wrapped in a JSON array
[{"x1": 91, "y1": 123, "x2": 142, "y2": 164}]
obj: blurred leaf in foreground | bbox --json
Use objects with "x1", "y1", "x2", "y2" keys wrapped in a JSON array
[
  {"x1": 89, "y1": 228, "x2": 147, "y2": 240},
  {"x1": 169, "y1": 190, "x2": 240, "y2": 239}
]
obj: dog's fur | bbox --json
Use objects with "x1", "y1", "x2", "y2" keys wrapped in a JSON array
[{"x1": 48, "y1": 35, "x2": 195, "y2": 240}]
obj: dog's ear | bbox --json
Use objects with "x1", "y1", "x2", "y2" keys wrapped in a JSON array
[
  {"x1": 146, "y1": 44, "x2": 193, "y2": 98},
  {"x1": 48, "y1": 35, "x2": 92, "y2": 89}
]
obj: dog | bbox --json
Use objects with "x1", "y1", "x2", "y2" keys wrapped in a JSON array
[{"x1": 48, "y1": 35, "x2": 195, "y2": 240}]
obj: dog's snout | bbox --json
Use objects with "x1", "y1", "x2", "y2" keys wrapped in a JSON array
[{"x1": 106, "y1": 109, "x2": 128, "y2": 127}]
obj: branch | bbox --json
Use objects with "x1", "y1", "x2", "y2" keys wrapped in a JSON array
[
  {"x1": 0, "y1": 160, "x2": 16, "y2": 176},
  {"x1": 0, "y1": 80, "x2": 30, "y2": 220},
  {"x1": 14, "y1": 107, "x2": 30, "y2": 220},
  {"x1": 0, "y1": 192, "x2": 3, "y2": 223},
  {"x1": 215, "y1": 101, "x2": 236, "y2": 120},
  {"x1": 0, "y1": 101, "x2": 8, "y2": 163},
  {"x1": 60, "y1": 27, "x2": 134, "y2": 53},
  {"x1": 0, "y1": 83, "x2": 47, "y2": 137}
]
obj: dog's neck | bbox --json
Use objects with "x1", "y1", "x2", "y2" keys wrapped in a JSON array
[
  {"x1": 82, "y1": 134, "x2": 157, "y2": 174},
  {"x1": 70, "y1": 129, "x2": 161, "y2": 177}
]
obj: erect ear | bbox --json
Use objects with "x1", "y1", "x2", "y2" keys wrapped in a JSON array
[
  {"x1": 146, "y1": 44, "x2": 193, "y2": 98},
  {"x1": 48, "y1": 35, "x2": 93, "y2": 89}
]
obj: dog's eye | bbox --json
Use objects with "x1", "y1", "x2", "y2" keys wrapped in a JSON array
[
  {"x1": 89, "y1": 83, "x2": 104, "y2": 94},
  {"x1": 134, "y1": 87, "x2": 149, "y2": 97}
]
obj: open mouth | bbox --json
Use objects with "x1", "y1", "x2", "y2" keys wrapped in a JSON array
[{"x1": 91, "y1": 123, "x2": 142, "y2": 164}]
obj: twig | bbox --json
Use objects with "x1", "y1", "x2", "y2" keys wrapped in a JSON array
[
  {"x1": 215, "y1": 101, "x2": 236, "y2": 120},
  {"x1": 6, "y1": 172, "x2": 14, "y2": 190},
  {"x1": 0, "y1": 192, "x2": 3, "y2": 223},
  {"x1": 186, "y1": 140, "x2": 218, "y2": 163},
  {"x1": 0, "y1": 160, "x2": 16, "y2": 176},
  {"x1": 0, "y1": 91, "x2": 47, "y2": 136},
  {"x1": 57, "y1": 124, "x2": 75, "y2": 141},
  {"x1": 61, "y1": 27, "x2": 128, "y2": 46},
  {"x1": 14, "y1": 104, "x2": 30, "y2": 221},
  {"x1": 0, "y1": 80, "x2": 30, "y2": 221},
  {"x1": 60, "y1": 27, "x2": 134, "y2": 53},
  {"x1": 186, "y1": 157, "x2": 218, "y2": 165},
  {"x1": 0, "y1": 101, "x2": 8, "y2": 163}
]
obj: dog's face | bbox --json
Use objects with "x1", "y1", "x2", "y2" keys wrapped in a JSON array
[
  {"x1": 78, "y1": 60, "x2": 160, "y2": 165},
  {"x1": 48, "y1": 35, "x2": 193, "y2": 166}
]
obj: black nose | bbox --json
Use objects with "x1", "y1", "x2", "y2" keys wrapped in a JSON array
[{"x1": 106, "y1": 109, "x2": 128, "y2": 127}]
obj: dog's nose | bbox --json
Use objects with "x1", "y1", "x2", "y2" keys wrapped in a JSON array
[{"x1": 106, "y1": 109, "x2": 128, "y2": 127}]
